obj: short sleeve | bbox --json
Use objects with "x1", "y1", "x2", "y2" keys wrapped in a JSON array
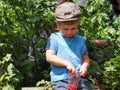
[
  {"x1": 81, "y1": 38, "x2": 88, "y2": 56},
  {"x1": 46, "y1": 34, "x2": 57, "y2": 51}
]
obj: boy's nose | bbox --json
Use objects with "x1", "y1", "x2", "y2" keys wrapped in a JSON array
[
  {"x1": 67, "y1": 30, "x2": 74, "y2": 37},
  {"x1": 67, "y1": 30, "x2": 72, "y2": 34}
]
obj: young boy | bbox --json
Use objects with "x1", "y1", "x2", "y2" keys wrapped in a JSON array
[{"x1": 46, "y1": 2, "x2": 91, "y2": 90}]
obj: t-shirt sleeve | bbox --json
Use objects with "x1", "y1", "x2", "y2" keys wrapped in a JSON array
[
  {"x1": 46, "y1": 34, "x2": 57, "y2": 51},
  {"x1": 81, "y1": 38, "x2": 88, "y2": 56}
]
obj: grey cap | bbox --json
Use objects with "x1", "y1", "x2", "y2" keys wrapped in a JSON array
[{"x1": 55, "y1": 2, "x2": 81, "y2": 21}]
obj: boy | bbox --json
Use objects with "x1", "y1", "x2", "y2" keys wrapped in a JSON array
[{"x1": 46, "y1": 2, "x2": 91, "y2": 90}]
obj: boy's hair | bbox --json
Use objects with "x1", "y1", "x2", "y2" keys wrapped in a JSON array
[{"x1": 55, "y1": 2, "x2": 81, "y2": 21}]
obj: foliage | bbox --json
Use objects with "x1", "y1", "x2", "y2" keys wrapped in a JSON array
[
  {"x1": 0, "y1": 0, "x2": 57, "y2": 89},
  {"x1": 36, "y1": 79, "x2": 52, "y2": 89},
  {"x1": 77, "y1": 0, "x2": 120, "y2": 88},
  {"x1": 103, "y1": 55, "x2": 120, "y2": 88},
  {"x1": 0, "y1": 54, "x2": 23, "y2": 90},
  {"x1": 88, "y1": 59, "x2": 102, "y2": 84}
]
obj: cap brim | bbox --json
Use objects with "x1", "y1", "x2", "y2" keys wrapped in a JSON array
[{"x1": 56, "y1": 17, "x2": 79, "y2": 21}]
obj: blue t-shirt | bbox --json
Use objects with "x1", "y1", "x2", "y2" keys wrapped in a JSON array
[{"x1": 46, "y1": 32, "x2": 88, "y2": 82}]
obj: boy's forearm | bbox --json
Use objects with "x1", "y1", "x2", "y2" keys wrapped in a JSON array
[
  {"x1": 46, "y1": 50, "x2": 76, "y2": 74},
  {"x1": 47, "y1": 55, "x2": 70, "y2": 67},
  {"x1": 46, "y1": 50, "x2": 70, "y2": 67},
  {"x1": 82, "y1": 54, "x2": 90, "y2": 69}
]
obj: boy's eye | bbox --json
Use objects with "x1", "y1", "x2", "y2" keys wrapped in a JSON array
[
  {"x1": 71, "y1": 28, "x2": 75, "y2": 30},
  {"x1": 64, "y1": 28, "x2": 69, "y2": 30},
  {"x1": 63, "y1": 27, "x2": 76, "y2": 31}
]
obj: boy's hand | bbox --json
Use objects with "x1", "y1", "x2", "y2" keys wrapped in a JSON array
[
  {"x1": 66, "y1": 63, "x2": 76, "y2": 77},
  {"x1": 80, "y1": 54, "x2": 90, "y2": 77},
  {"x1": 79, "y1": 65, "x2": 88, "y2": 77}
]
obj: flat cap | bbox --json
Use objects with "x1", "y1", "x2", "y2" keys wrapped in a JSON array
[{"x1": 55, "y1": 2, "x2": 81, "y2": 21}]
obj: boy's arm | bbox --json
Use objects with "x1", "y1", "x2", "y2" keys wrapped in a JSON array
[
  {"x1": 46, "y1": 49, "x2": 76, "y2": 75},
  {"x1": 80, "y1": 54, "x2": 90, "y2": 77}
]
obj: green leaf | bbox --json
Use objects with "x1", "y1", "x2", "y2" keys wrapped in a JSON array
[
  {"x1": 7, "y1": 63, "x2": 16, "y2": 78},
  {"x1": 2, "y1": 84, "x2": 14, "y2": 90},
  {"x1": 2, "y1": 54, "x2": 12, "y2": 64}
]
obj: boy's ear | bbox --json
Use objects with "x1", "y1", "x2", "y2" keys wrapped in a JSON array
[
  {"x1": 55, "y1": 20, "x2": 57, "y2": 24},
  {"x1": 55, "y1": 20, "x2": 59, "y2": 27},
  {"x1": 55, "y1": 20, "x2": 60, "y2": 30},
  {"x1": 78, "y1": 19, "x2": 80, "y2": 22},
  {"x1": 77, "y1": 19, "x2": 80, "y2": 24}
]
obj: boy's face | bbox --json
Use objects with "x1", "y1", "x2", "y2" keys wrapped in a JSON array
[{"x1": 57, "y1": 20, "x2": 79, "y2": 38}]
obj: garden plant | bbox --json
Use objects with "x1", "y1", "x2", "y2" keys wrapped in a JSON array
[{"x1": 0, "y1": 0, "x2": 120, "y2": 89}]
